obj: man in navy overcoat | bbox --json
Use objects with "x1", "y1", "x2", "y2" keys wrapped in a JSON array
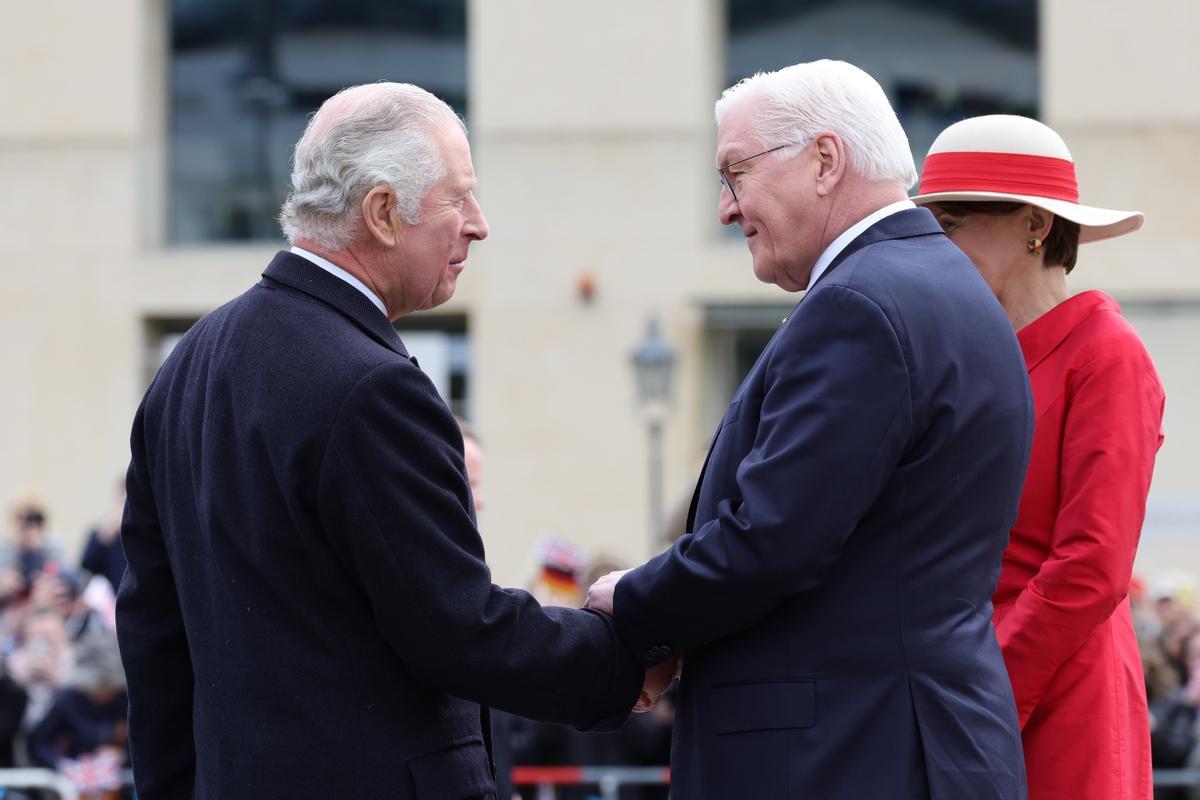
[
  {"x1": 588, "y1": 61, "x2": 1033, "y2": 799},
  {"x1": 117, "y1": 83, "x2": 644, "y2": 800}
]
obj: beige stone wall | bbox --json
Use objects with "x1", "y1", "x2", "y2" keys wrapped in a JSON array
[
  {"x1": 1, "y1": 0, "x2": 153, "y2": 543},
  {"x1": 1042, "y1": 0, "x2": 1200, "y2": 574},
  {"x1": 468, "y1": 0, "x2": 734, "y2": 584},
  {"x1": 1, "y1": 0, "x2": 1195, "y2": 587}
]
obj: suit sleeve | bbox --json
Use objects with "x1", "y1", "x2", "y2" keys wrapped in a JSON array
[
  {"x1": 995, "y1": 344, "x2": 1165, "y2": 727},
  {"x1": 115, "y1": 399, "x2": 197, "y2": 800},
  {"x1": 614, "y1": 285, "x2": 913, "y2": 665},
  {"x1": 317, "y1": 361, "x2": 643, "y2": 730}
]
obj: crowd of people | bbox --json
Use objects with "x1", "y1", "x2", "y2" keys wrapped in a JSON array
[
  {"x1": 0, "y1": 485, "x2": 671, "y2": 800},
  {"x1": 12, "y1": 488, "x2": 1200, "y2": 799},
  {"x1": 0, "y1": 493, "x2": 130, "y2": 800},
  {"x1": 1139, "y1": 576, "x2": 1200, "y2": 799}
]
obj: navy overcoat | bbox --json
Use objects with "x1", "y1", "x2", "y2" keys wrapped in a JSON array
[
  {"x1": 616, "y1": 209, "x2": 1033, "y2": 799},
  {"x1": 117, "y1": 252, "x2": 643, "y2": 800}
]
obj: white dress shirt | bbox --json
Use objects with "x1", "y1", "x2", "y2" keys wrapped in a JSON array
[
  {"x1": 290, "y1": 246, "x2": 388, "y2": 317},
  {"x1": 806, "y1": 199, "x2": 916, "y2": 290}
]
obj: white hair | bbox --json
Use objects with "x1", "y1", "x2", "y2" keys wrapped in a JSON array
[
  {"x1": 715, "y1": 60, "x2": 917, "y2": 189},
  {"x1": 280, "y1": 82, "x2": 465, "y2": 250}
]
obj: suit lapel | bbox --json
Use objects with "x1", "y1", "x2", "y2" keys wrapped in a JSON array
[
  {"x1": 684, "y1": 209, "x2": 944, "y2": 532},
  {"x1": 260, "y1": 251, "x2": 414, "y2": 361},
  {"x1": 685, "y1": 437, "x2": 716, "y2": 534},
  {"x1": 809, "y1": 207, "x2": 944, "y2": 291}
]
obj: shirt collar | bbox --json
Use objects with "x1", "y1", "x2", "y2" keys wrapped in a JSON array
[
  {"x1": 1017, "y1": 290, "x2": 1120, "y2": 373},
  {"x1": 290, "y1": 246, "x2": 388, "y2": 318},
  {"x1": 806, "y1": 199, "x2": 917, "y2": 291}
]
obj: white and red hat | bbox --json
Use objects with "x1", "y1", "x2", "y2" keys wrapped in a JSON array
[{"x1": 912, "y1": 115, "x2": 1143, "y2": 244}]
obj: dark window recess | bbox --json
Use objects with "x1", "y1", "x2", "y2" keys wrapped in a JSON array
[
  {"x1": 169, "y1": 0, "x2": 468, "y2": 243},
  {"x1": 725, "y1": 0, "x2": 1038, "y2": 173}
]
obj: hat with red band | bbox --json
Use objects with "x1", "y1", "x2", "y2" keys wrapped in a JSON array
[{"x1": 912, "y1": 115, "x2": 1143, "y2": 244}]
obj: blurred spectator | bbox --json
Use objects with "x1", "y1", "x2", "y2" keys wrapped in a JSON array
[
  {"x1": 0, "y1": 501, "x2": 67, "y2": 604},
  {"x1": 459, "y1": 420, "x2": 488, "y2": 514},
  {"x1": 0, "y1": 661, "x2": 29, "y2": 768},
  {"x1": 1151, "y1": 631, "x2": 1200, "y2": 800},
  {"x1": 1145, "y1": 629, "x2": 1184, "y2": 707},
  {"x1": 9, "y1": 566, "x2": 100, "y2": 645},
  {"x1": 1133, "y1": 574, "x2": 1161, "y2": 638},
  {"x1": 80, "y1": 481, "x2": 127, "y2": 593},
  {"x1": 27, "y1": 632, "x2": 128, "y2": 799},
  {"x1": 8, "y1": 610, "x2": 73, "y2": 743},
  {"x1": 1154, "y1": 578, "x2": 1200, "y2": 690},
  {"x1": 457, "y1": 419, "x2": 518, "y2": 800}
]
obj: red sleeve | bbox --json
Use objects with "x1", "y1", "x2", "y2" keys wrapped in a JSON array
[{"x1": 995, "y1": 337, "x2": 1164, "y2": 728}]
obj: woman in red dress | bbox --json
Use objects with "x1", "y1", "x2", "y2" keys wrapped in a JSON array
[{"x1": 914, "y1": 115, "x2": 1166, "y2": 800}]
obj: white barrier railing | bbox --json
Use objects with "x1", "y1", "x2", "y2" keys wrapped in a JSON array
[
  {"x1": 5, "y1": 763, "x2": 1192, "y2": 797},
  {"x1": 0, "y1": 768, "x2": 80, "y2": 800}
]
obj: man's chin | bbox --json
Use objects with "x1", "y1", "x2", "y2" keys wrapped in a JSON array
[
  {"x1": 752, "y1": 259, "x2": 778, "y2": 286},
  {"x1": 753, "y1": 262, "x2": 807, "y2": 293},
  {"x1": 419, "y1": 278, "x2": 459, "y2": 311}
]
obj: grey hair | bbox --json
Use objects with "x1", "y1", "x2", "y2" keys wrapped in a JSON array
[
  {"x1": 280, "y1": 82, "x2": 465, "y2": 250},
  {"x1": 715, "y1": 60, "x2": 917, "y2": 189}
]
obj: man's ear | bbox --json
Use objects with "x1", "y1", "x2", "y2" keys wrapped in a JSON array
[
  {"x1": 1027, "y1": 205, "x2": 1054, "y2": 240},
  {"x1": 362, "y1": 185, "x2": 399, "y2": 247},
  {"x1": 813, "y1": 132, "x2": 846, "y2": 197}
]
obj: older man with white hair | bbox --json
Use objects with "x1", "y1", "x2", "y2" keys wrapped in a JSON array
[
  {"x1": 117, "y1": 82, "x2": 645, "y2": 800},
  {"x1": 587, "y1": 60, "x2": 1033, "y2": 798}
]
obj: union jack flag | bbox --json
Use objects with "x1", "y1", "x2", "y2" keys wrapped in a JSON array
[{"x1": 60, "y1": 750, "x2": 123, "y2": 794}]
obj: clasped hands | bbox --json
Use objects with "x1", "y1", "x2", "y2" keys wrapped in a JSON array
[{"x1": 584, "y1": 569, "x2": 680, "y2": 713}]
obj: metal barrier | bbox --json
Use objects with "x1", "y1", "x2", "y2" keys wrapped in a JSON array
[
  {"x1": 1155, "y1": 768, "x2": 1200, "y2": 787},
  {"x1": 0, "y1": 768, "x2": 80, "y2": 800},
  {"x1": 512, "y1": 766, "x2": 1200, "y2": 797},
  {"x1": 512, "y1": 766, "x2": 669, "y2": 800},
  {"x1": 8, "y1": 763, "x2": 1189, "y2": 798}
]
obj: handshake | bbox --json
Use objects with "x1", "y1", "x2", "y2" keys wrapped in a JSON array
[{"x1": 584, "y1": 569, "x2": 680, "y2": 713}]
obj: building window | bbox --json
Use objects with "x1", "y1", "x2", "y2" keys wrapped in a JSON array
[
  {"x1": 142, "y1": 314, "x2": 471, "y2": 418},
  {"x1": 699, "y1": 304, "x2": 793, "y2": 432},
  {"x1": 143, "y1": 317, "x2": 200, "y2": 388},
  {"x1": 169, "y1": 0, "x2": 468, "y2": 244},
  {"x1": 394, "y1": 315, "x2": 472, "y2": 419},
  {"x1": 725, "y1": 0, "x2": 1038, "y2": 172}
]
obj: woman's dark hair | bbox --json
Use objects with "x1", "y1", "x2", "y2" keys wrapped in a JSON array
[{"x1": 933, "y1": 201, "x2": 1081, "y2": 273}]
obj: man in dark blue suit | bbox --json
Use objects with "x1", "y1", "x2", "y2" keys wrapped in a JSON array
[
  {"x1": 116, "y1": 83, "x2": 645, "y2": 800},
  {"x1": 587, "y1": 61, "x2": 1033, "y2": 798}
]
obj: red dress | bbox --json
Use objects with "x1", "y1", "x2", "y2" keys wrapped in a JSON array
[{"x1": 994, "y1": 290, "x2": 1165, "y2": 800}]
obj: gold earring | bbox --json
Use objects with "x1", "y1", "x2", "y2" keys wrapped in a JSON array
[{"x1": 1027, "y1": 237, "x2": 1043, "y2": 255}]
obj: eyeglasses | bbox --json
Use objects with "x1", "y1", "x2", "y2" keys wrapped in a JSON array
[{"x1": 717, "y1": 142, "x2": 806, "y2": 203}]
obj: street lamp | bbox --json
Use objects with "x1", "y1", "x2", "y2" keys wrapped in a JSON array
[{"x1": 631, "y1": 317, "x2": 676, "y2": 551}]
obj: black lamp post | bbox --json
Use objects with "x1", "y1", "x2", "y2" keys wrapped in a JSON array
[{"x1": 631, "y1": 317, "x2": 676, "y2": 550}]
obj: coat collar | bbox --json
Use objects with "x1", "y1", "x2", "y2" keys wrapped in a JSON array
[
  {"x1": 1017, "y1": 290, "x2": 1119, "y2": 373},
  {"x1": 261, "y1": 251, "x2": 413, "y2": 361},
  {"x1": 810, "y1": 207, "x2": 946, "y2": 291},
  {"x1": 687, "y1": 210, "x2": 944, "y2": 531}
]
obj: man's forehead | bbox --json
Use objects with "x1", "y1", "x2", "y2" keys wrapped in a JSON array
[
  {"x1": 436, "y1": 124, "x2": 477, "y2": 182},
  {"x1": 715, "y1": 96, "x2": 764, "y2": 165}
]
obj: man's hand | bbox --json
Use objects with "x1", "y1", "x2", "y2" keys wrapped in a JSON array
[
  {"x1": 634, "y1": 655, "x2": 681, "y2": 713},
  {"x1": 583, "y1": 568, "x2": 679, "y2": 712},
  {"x1": 583, "y1": 569, "x2": 630, "y2": 616}
]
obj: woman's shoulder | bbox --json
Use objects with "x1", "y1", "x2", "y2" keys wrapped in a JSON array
[{"x1": 1068, "y1": 292, "x2": 1155, "y2": 368}]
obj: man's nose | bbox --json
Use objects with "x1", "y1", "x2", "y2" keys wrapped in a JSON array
[
  {"x1": 466, "y1": 192, "x2": 488, "y2": 241},
  {"x1": 718, "y1": 185, "x2": 740, "y2": 227}
]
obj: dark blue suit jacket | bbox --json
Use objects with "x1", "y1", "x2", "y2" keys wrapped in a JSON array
[
  {"x1": 117, "y1": 252, "x2": 643, "y2": 800},
  {"x1": 615, "y1": 209, "x2": 1033, "y2": 799}
]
